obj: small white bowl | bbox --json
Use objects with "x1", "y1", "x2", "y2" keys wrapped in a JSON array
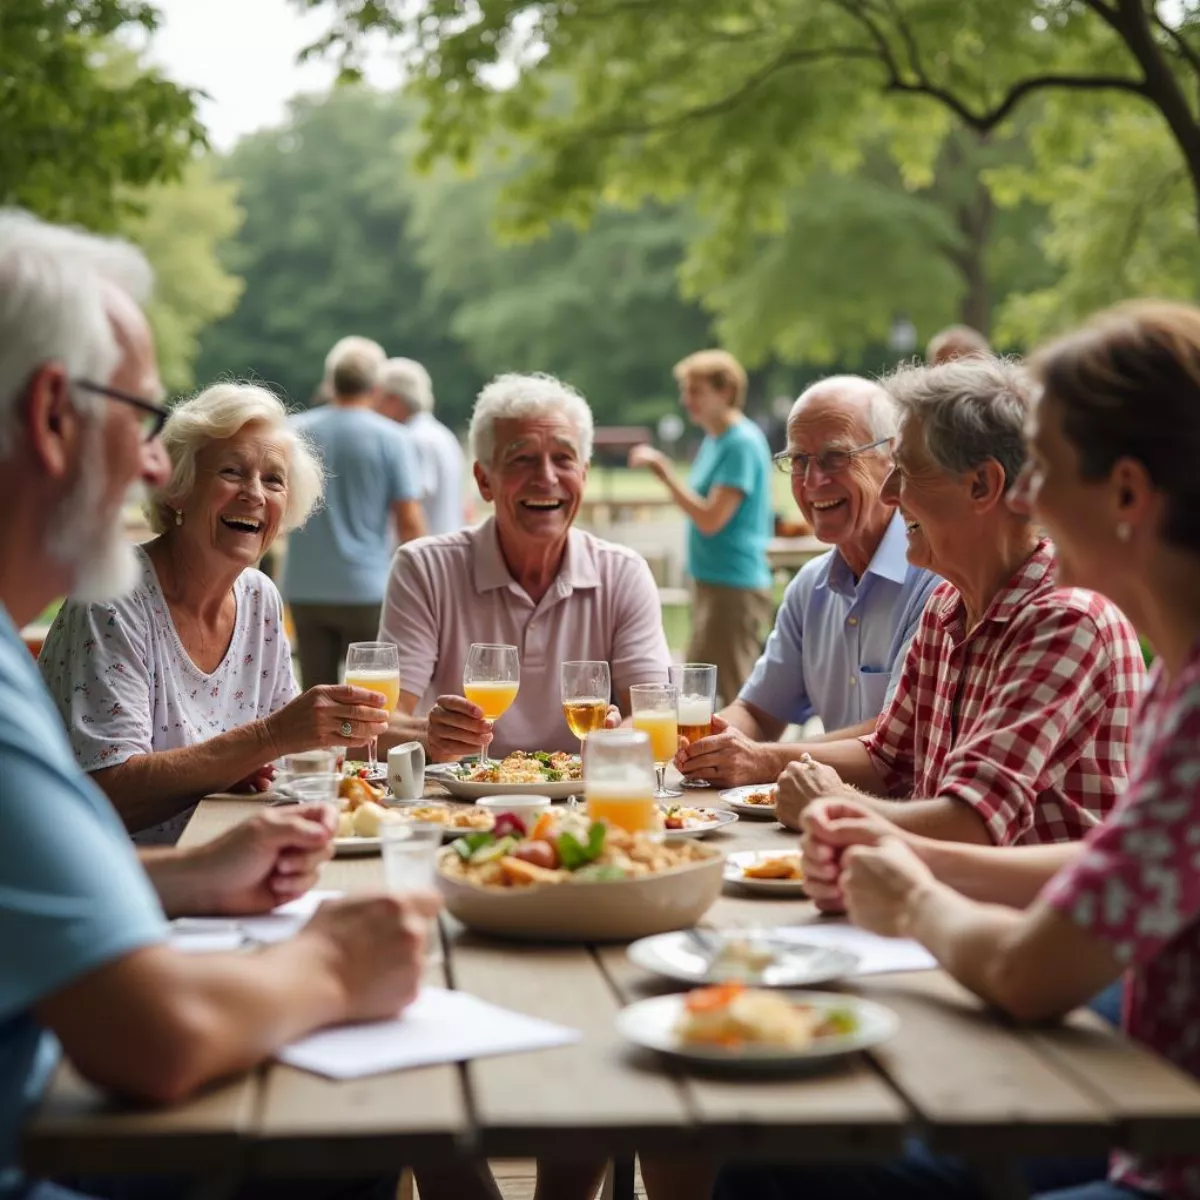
[{"x1": 474, "y1": 794, "x2": 551, "y2": 829}]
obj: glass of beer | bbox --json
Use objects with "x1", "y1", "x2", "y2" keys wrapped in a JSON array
[
  {"x1": 671, "y1": 662, "x2": 717, "y2": 788},
  {"x1": 463, "y1": 643, "x2": 520, "y2": 767},
  {"x1": 344, "y1": 641, "x2": 401, "y2": 774},
  {"x1": 585, "y1": 728, "x2": 657, "y2": 833},
  {"x1": 561, "y1": 660, "x2": 611, "y2": 759},
  {"x1": 629, "y1": 682, "x2": 681, "y2": 799}
]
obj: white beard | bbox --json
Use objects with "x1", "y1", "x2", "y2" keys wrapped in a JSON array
[{"x1": 47, "y1": 423, "x2": 140, "y2": 603}]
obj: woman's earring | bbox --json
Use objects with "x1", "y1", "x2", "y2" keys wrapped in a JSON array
[
  {"x1": 1116, "y1": 521, "x2": 1131, "y2": 543},
  {"x1": 174, "y1": 509, "x2": 184, "y2": 527}
]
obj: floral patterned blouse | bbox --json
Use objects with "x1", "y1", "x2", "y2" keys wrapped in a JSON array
[
  {"x1": 1044, "y1": 639, "x2": 1200, "y2": 1198},
  {"x1": 38, "y1": 545, "x2": 298, "y2": 845}
]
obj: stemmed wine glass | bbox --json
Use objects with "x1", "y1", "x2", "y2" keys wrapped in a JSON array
[
  {"x1": 561, "y1": 661, "x2": 611, "y2": 761},
  {"x1": 344, "y1": 641, "x2": 400, "y2": 774},
  {"x1": 463, "y1": 643, "x2": 520, "y2": 767}
]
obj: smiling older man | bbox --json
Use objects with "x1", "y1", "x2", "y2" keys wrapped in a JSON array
[
  {"x1": 772, "y1": 357, "x2": 1145, "y2": 851},
  {"x1": 677, "y1": 376, "x2": 941, "y2": 788},
  {"x1": 381, "y1": 372, "x2": 671, "y2": 762}
]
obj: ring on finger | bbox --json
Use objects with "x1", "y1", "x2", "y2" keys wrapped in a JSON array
[{"x1": 340, "y1": 720, "x2": 353, "y2": 738}]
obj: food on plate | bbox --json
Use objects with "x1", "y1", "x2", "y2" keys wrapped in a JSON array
[
  {"x1": 407, "y1": 804, "x2": 495, "y2": 832},
  {"x1": 674, "y1": 983, "x2": 856, "y2": 1048},
  {"x1": 439, "y1": 810, "x2": 710, "y2": 889},
  {"x1": 451, "y1": 750, "x2": 582, "y2": 785},
  {"x1": 743, "y1": 789, "x2": 777, "y2": 807},
  {"x1": 742, "y1": 854, "x2": 804, "y2": 881},
  {"x1": 342, "y1": 800, "x2": 401, "y2": 839},
  {"x1": 338, "y1": 774, "x2": 386, "y2": 810},
  {"x1": 709, "y1": 937, "x2": 779, "y2": 977},
  {"x1": 661, "y1": 805, "x2": 719, "y2": 831}
]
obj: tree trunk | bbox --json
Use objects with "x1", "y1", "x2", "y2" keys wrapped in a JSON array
[{"x1": 957, "y1": 179, "x2": 993, "y2": 334}]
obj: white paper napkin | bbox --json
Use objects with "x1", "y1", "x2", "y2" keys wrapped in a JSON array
[
  {"x1": 770, "y1": 921, "x2": 938, "y2": 975},
  {"x1": 279, "y1": 986, "x2": 581, "y2": 1080},
  {"x1": 169, "y1": 889, "x2": 345, "y2": 951}
]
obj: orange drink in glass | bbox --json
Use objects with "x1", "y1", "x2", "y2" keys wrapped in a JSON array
[
  {"x1": 463, "y1": 680, "x2": 520, "y2": 720},
  {"x1": 629, "y1": 682, "x2": 681, "y2": 800},
  {"x1": 585, "y1": 729, "x2": 658, "y2": 833},
  {"x1": 345, "y1": 641, "x2": 401, "y2": 773},
  {"x1": 463, "y1": 643, "x2": 520, "y2": 766}
]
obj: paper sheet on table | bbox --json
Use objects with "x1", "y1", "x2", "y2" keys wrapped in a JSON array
[
  {"x1": 771, "y1": 921, "x2": 938, "y2": 975},
  {"x1": 279, "y1": 986, "x2": 581, "y2": 1080},
  {"x1": 169, "y1": 889, "x2": 345, "y2": 951}
]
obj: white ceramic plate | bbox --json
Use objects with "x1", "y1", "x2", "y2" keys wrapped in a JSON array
[
  {"x1": 659, "y1": 807, "x2": 739, "y2": 838},
  {"x1": 719, "y1": 785, "x2": 779, "y2": 818},
  {"x1": 616, "y1": 990, "x2": 899, "y2": 1069},
  {"x1": 628, "y1": 931, "x2": 859, "y2": 987},
  {"x1": 724, "y1": 850, "x2": 807, "y2": 896},
  {"x1": 425, "y1": 759, "x2": 581, "y2": 801},
  {"x1": 333, "y1": 836, "x2": 381, "y2": 857}
]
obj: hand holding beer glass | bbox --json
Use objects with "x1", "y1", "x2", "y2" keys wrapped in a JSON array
[
  {"x1": 671, "y1": 662, "x2": 717, "y2": 788},
  {"x1": 630, "y1": 682, "x2": 682, "y2": 799},
  {"x1": 585, "y1": 728, "x2": 657, "y2": 833},
  {"x1": 463, "y1": 643, "x2": 520, "y2": 767},
  {"x1": 561, "y1": 660, "x2": 611, "y2": 758}
]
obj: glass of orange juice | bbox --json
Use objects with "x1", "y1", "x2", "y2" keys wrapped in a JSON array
[
  {"x1": 345, "y1": 641, "x2": 401, "y2": 773},
  {"x1": 585, "y1": 728, "x2": 658, "y2": 834},
  {"x1": 630, "y1": 682, "x2": 681, "y2": 799},
  {"x1": 463, "y1": 643, "x2": 520, "y2": 767}
]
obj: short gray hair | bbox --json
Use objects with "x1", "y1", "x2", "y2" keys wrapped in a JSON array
[
  {"x1": 880, "y1": 358, "x2": 1031, "y2": 488},
  {"x1": 379, "y1": 357, "x2": 434, "y2": 413},
  {"x1": 0, "y1": 209, "x2": 153, "y2": 456},
  {"x1": 468, "y1": 372, "x2": 595, "y2": 466},
  {"x1": 794, "y1": 375, "x2": 898, "y2": 447},
  {"x1": 323, "y1": 335, "x2": 385, "y2": 394},
  {"x1": 148, "y1": 382, "x2": 325, "y2": 536}
]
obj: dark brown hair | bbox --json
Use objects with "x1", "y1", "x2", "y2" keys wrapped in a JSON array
[{"x1": 1031, "y1": 300, "x2": 1200, "y2": 553}]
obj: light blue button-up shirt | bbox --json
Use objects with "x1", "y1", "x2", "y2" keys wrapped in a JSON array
[{"x1": 739, "y1": 511, "x2": 941, "y2": 732}]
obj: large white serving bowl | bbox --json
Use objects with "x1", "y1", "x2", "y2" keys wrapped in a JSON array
[{"x1": 435, "y1": 844, "x2": 725, "y2": 942}]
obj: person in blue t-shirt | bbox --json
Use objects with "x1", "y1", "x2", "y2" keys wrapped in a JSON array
[
  {"x1": 629, "y1": 349, "x2": 774, "y2": 703},
  {"x1": 0, "y1": 212, "x2": 440, "y2": 1200},
  {"x1": 282, "y1": 339, "x2": 427, "y2": 687}
]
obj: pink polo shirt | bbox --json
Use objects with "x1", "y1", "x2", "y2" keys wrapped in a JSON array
[{"x1": 379, "y1": 518, "x2": 671, "y2": 756}]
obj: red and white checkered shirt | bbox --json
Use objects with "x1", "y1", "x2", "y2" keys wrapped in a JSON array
[{"x1": 862, "y1": 540, "x2": 1145, "y2": 846}]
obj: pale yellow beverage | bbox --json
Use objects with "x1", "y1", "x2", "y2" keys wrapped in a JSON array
[
  {"x1": 563, "y1": 698, "x2": 608, "y2": 740},
  {"x1": 632, "y1": 711, "x2": 679, "y2": 765},
  {"x1": 345, "y1": 669, "x2": 401, "y2": 712},
  {"x1": 464, "y1": 680, "x2": 520, "y2": 720},
  {"x1": 677, "y1": 696, "x2": 713, "y2": 744},
  {"x1": 586, "y1": 782, "x2": 658, "y2": 833}
]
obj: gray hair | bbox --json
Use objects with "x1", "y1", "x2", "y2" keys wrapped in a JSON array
[
  {"x1": 147, "y1": 382, "x2": 325, "y2": 536},
  {"x1": 323, "y1": 335, "x2": 385, "y2": 394},
  {"x1": 880, "y1": 358, "x2": 1031, "y2": 489},
  {"x1": 0, "y1": 209, "x2": 153, "y2": 456},
  {"x1": 378, "y1": 357, "x2": 434, "y2": 413},
  {"x1": 468, "y1": 372, "x2": 595, "y2": 466},
  {"x1": 791, "y1": 375, "x2": 898, "y2": 454}
]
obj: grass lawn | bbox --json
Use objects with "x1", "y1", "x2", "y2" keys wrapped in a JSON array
[{"x1": 587, "y1": 463, "x2": 795, "y2": 512}]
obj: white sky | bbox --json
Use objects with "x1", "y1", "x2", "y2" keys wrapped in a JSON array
[{"x1": 143, "y1": 0, "x2": 403, "y2": 150}]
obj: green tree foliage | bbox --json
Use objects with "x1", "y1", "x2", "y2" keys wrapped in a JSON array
[
  {"x1": 0, "y1": 1, "x2": 205, "y2": 229},
  {"x1": 120, "y1": 159, "x2": 246, "y2": 393},
  {"x1": 299, "y1": 0, "x2": 1200, "y2": 351}
]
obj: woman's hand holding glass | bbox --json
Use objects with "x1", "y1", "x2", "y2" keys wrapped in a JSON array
[{"x1": 265, "y1": 684, "x2": 390, "y2": 758}]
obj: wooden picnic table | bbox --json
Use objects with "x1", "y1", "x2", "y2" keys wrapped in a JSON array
[
  {"x1": 24, "y1": 784, "x2": 1200, "y2": 1198},
  {"x1": 766, "y1": 535, "x2": 827, "y2": 574}
]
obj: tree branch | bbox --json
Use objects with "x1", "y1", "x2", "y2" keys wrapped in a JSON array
[{"x1": 1151, "y1": 8, "x2": 1200, "y2": 81}]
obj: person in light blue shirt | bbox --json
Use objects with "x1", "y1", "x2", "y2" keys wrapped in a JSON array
[
  {"x1": 678, "y1": 376, "x2": 940, "y2": 787},
  {"x1": 282, "y1": 338, "x2": 428, "y2": 687},
  {"x1": 629, "y1": 349, "x2": 774, "y2": 703}
]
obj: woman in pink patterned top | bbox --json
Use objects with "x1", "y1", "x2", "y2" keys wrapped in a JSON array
[{"x1": 712, "y1": 302, "x2": 1200, "y2": 1200}]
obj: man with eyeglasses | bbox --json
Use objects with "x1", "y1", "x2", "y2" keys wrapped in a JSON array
[{"x1": 677, "y1": 376, "x2": 941, "y2": 788}]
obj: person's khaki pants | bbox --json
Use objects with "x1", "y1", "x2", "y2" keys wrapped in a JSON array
[
  {"x1": 289, "y1": 602, "x2": 383, "y2": 689},
  {"x1": 686, "y1": 582, "x2": 775, "y2": 707}
]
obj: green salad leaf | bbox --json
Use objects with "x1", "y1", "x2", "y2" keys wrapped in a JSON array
[
  {"x1": 556, "y1": 820, "x2": 607, "y2": 870},
  {"x1": 572, "y1": 863, "x2": 627, "y2": 882},
  {"x1": 453, "y1": 831, "x2": 494, "y2": 861}
]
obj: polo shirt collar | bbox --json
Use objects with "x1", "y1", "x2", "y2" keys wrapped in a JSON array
[
  {"x1": 471, "y1": 518, "x2": 600, "y2": 595},
  {"x1": 826, "y1": 510, "x2": 912, "y2": 595},
  {"x1": 936, "y1": 537, "x2": 1055, "y2": 629}
]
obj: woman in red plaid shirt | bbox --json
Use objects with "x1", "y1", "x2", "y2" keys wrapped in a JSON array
[{"x1": 715, "y1": 302, "x2": 1200, "y2": 1200}]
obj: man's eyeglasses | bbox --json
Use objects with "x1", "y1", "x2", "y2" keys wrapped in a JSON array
[
  {"x1": 772, "y1": 437, "x2": 892, "y2": 477},
  {"x1": 73, "y1": 379, "x2": 169, "y2": 443}
]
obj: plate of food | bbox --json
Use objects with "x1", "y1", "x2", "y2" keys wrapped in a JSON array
[
  {"x1": 628, "y1": 930, "x2": 859, "y2": 988},
  {"x1": 617, "y1": 984, "x2": 898, "y2": 1068},
  {"x1": 719, "y1": 785, "x2": 779, "y2": 818},
  {"x1": 342, "y1": 759, "x2": 388, "y2": 787},
  {"x1": 436, "y1": 809, "x2": 723, "y2": 940},
  {"x1": 427, "y1": 750, "x2": 582, "y2": 800},
  {"x1": 396, "y1": 802, "x2": 496, "y2": 840},
  {"x1": 724, "y1": 849, "x2": 806, "y2": 895},
  {"x1": 657, "y1": 804, "x2": 739, "y2": 838},
  {"x1": 332, "y1": 779, "x2": 403, "y2": 856}
]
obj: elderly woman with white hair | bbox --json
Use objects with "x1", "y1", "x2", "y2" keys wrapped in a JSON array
[
  {"x1": 39, "y1": 382, "x2": 393, "y2": 843},
  {"x1": 380, "y1": 371, "x2": 671, "y2": 762}
]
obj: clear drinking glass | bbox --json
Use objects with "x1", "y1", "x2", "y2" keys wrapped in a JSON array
[
  {"x1": 561, "y1": 660, "x2": 611, "y2": 760},
  {"x1": 282, "y1": 772, "x2": 341, "y2": 805},
  {"x1": 584, "y1": 728, "x2": 658, "y2": 833},
  {"x1": 670, "y1": 662, "x2": 718, "y2": 789},
  {"x1": 463, "y1": 643, "x2": 520, "y2": 767},
  {"x1": 345, "y1": 641, "x2": 401, "y2": 774},
  {"x1": 629, "y1": 682, "x2": 681, "y2": 800},
  {"x1": 380, "y1": 820, "x2": 444, "y2": 966},
  {"x1": 283, "y1": 749, "x2": 339, "y2": 776}
]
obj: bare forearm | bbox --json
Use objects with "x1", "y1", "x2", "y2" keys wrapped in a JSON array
[
  {"x1": 802, "y1": 739, "x2": 886, "y2": 793},
  {"x1": 379, "y1": 706, "x2": 430, "y2": 754},
  {"x1": 718, "y1": 702, "x2": 774, "y2": 741},
  {"x1": 808, "y1": 717, "x2": 877, "y2": 743},
  {"x1": 853, "y1": 795, "x2": 994, "y2": 844},
  {"x1": 91, "y1": 721, "x2": 278, "y2": 833},
  {"x1": 140, "y1": 847, "x2": 227, "y2": 918},
  {"x1": 654, "y1": 468, "x2": 727, "y2": 533},
  {"x1": 917, "y1": 839, "x2": 1084, "y2": 907}
]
